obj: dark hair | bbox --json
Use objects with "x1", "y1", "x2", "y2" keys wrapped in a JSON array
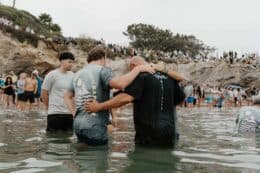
[
  {"x1": 87, "y1": 46, "x2": 106, "y2": 63},
  {"x1": 5, "y1": 77, "x2": 13, "y2": 85},
  {"x1": 59, "y1": 52, "x2": 75, "y2": 61}
]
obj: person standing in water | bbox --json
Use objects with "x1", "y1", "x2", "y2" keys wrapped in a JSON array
[
  {"x1": 23, "y1": 72, "x2": 38, "y2": 111},
  {"x1": 16, "y1": 72, "x2": 27, "y2": 111},
  {"x1": 41, "y1": 52, "x2": 75, "y2": 132}
]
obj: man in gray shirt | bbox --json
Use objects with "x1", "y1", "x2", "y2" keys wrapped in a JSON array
[
  {"x1": 64, "y1": 46, "x2": 154, "y2": 145},
  {"x1": 42, "y1": 52, "x2": 75, "y2": 132}
]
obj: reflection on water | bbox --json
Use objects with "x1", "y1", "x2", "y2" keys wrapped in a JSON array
[
  {"x1": 122, "y1": 147, "x2": 179, "y2": 173},
  {"x1": 0, "y1": 105, "x2": 260, "y2": 172}
]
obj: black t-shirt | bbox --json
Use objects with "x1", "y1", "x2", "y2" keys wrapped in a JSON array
[{"x1": 124, "y1": 72, "x2": 185, "y2": 146}]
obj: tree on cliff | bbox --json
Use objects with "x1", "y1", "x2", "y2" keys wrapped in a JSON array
[
  {"x1": 39, "y1": 13, "x2": 61, "y2": 33},
  {"x1": 123, "y1": 23, "x2": 212, "y2": 56}
]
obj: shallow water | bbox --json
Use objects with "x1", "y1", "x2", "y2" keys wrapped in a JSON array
[{"x1": 0, "y1": 105, "x2": 259, "y2": 173}]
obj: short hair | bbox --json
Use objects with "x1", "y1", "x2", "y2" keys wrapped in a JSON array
[
  {"x1": 59, "y1": 52, "x2": 75, "y2": 61},
  {"x1": 87, "y1": 46, "x2": 106, "y2": 63}
]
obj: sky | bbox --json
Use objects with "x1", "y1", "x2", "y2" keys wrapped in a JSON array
[{"x1": 1, "y1": 0, "x2": 260, "y2": 54}]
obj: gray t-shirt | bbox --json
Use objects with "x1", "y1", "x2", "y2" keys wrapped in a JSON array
[
  {"x1": 69, "y1": 64, "x2": 114, "y2": 141},
  {"x1": 42, "y1": 69, "x2": 74, "y2": 115}
]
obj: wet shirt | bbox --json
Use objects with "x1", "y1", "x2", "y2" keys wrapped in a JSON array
[
  {"x1": 69, "y1": 64, "x2": 114, "y2": 141},
  {"x1": 42, "y1": 69, "x2": 74, "y2": 115},
  {"x1": 124, "y1": 72, "x2": 185, "y2": 145},
  {"x1": 236, "y1": 107, "x2": 260, "y2": 133}
]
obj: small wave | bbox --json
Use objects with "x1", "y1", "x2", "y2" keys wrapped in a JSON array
[
  {"x1": 25, "y1": 137, "x2": 43, "y2": 142},
  {"x1": 10, "y1": 168, "x2": 45, "y2": 173}
]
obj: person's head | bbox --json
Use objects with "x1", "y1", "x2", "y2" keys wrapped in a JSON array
[
  {"x1": 87, "y1": 46, "x2": 107, "y2": 66},
  {"x1": 59, "y1": 52, "x2": 75, "y2": 71},
  {"x1": 129, "y1": 56, "x2": 147, "y2": 70},
  {"x1": 5, "y1": 77, "x2": 12, "y2": 84},
  {"x1": 32, "y1": 70, "x2": 39, "y2": 76},
  {"x1": 19, "y1": 72, "x2": 27, "y2": 79}
]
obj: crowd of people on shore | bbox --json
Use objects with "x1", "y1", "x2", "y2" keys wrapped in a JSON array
[
  {"x1": 137, "y1": 49, "x2": 260, "y2": 67},
  {"x1": 0, "y1": 16, "x2": 35, "y2": 34},
  {"x1": 182, "y1": 82, "x2": 259, "y2": 108}
]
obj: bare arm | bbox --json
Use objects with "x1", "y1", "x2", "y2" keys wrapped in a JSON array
[
  {"x1": 41, "y1": 89, "x2": 49, "y2": 109},
  {"x1": 166, "y1": 67, "x2": 186, "y2": 81},
  {"x1": 151, "y1": 63, "x2": 186, "y2": 81},
  {"x1": 110, "y1": 108, "x2": 117, "y2": 127},
  {"x1": 109, "y1": 65, "x2": 154, "y2": 90},
  {"x1": 85, "y1": 93, "x2": 134, "y2": 113},
  {"x1": 64, "y1": 90, "x2": 76, "y2": 117},
  {"x1": 34, "y1": 81, "x2": 38, "y2": 94}
]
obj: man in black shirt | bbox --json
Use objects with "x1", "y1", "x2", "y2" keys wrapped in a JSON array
[{"x1": 86, "y1": 57, "x2": 185, "y2": 146}]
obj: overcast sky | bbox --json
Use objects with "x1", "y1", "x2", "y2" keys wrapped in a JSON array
[{"x1": 1, "y1": 0, "x2": 260, "y2": 54}]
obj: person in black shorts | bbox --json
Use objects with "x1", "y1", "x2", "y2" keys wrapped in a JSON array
[
  {"x1": 24, "y1": 73, "x2": 38, "y2": 111},
  {"x1": 3, "y1": 77, "x2": 14, "y2": 107},
  {"x1": 41, "y1": 52, "x2": 75, "y2": 132},
  {"x1": 24, "y1": 90, "x2": 35, "y2": 103},
  {"x1": 16, "y1": 72, "x2": 27, "y2": 110}
]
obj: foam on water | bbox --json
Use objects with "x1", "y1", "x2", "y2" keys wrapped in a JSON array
[
  {"x1": 21, "y1": 158, "x2": 62, "y2": 168},
  {"x1": 0, "y1": 143, "x2": 7, "y2": 147},
  {"x1": 25, "y1": 137, "x2": 43, "y2": 142},
  {"x1": 10, "y1": 168, "x2": 45, "y2": 173},
  {"x1": 110, "y1": 152, "x2": 128, "y2": 158}
]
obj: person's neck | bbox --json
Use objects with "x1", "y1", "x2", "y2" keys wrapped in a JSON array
[
  {"x1": 59, "y1": 67, "x2": 68, "y2": 73},
  {"x1": 89, "y1": 61, "x2": 104, "y2": 66}
]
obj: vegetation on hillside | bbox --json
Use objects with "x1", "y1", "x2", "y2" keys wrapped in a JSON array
[
  {"x1": 0, "y1": 5, "x2": 61, "y2": 37},
  {"x1": 124, "y1": 23, "x2": 214, "y2": 56}
]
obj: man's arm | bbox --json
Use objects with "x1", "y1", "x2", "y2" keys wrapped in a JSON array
[
  {"x1": 109, "y1": 65, "x2": 154, "y2": 90},
  {"x1": 64, "y1": 90, "x2": 76, "y2": 117},
  {"x1": 41, "y1": 72, "x2": 54, "y2": 111},
  {"x1": 41, "y1": 89, "x2": 49, "y2": 109},
  {"x1": 151, "y1": 63, "x2": 186, "y2": 81},
  {"x1": 166, "y1": 67, "x2": 186, "y2": 82},
  {"x1": 85, "y1": 93, "x2": 134, "y2": 113}
]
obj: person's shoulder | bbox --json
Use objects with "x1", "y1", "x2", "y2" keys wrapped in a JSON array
[
  {"x1": 132, "y1": 72, "x2": 153, "y2": 83},
  {"x1": 138, "y1": 72, "x2": 151, "y2": 78},
  {"x1": 67, "y1": 71, "x2": 75, "y2": 76},
  {"x1": 101, "y1": 66, "x2": 113, "y2": 73},
  {"x1": 74, "y1": 68, "x2": 85, "y2": 77},
  {"x1": 46, "y1": 69, "x2": 58, "y2": 77},
  {"x1": 100, "y1": 66, "x2": 114, "y2": 78}
]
